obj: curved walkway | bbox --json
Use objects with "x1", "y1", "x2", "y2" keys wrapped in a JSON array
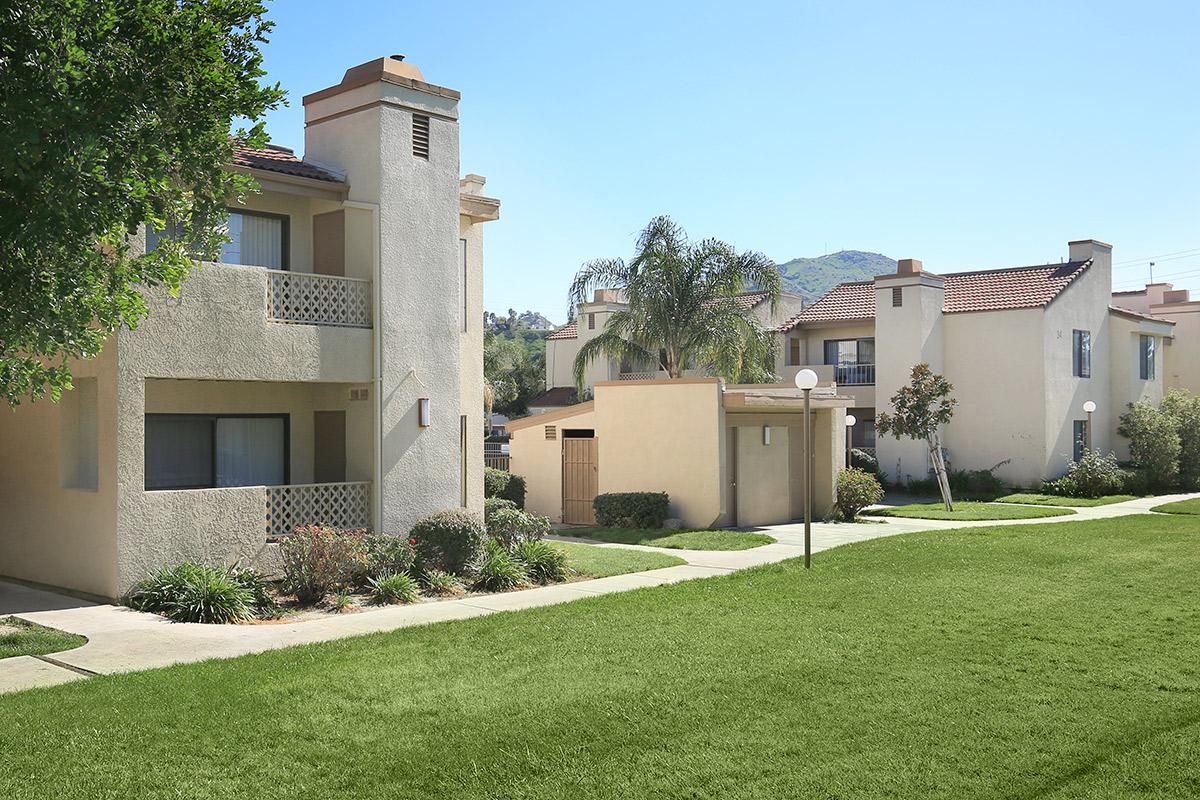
[{"x1": 3, "y1": 492, "x2": 1196, "y2": 694}]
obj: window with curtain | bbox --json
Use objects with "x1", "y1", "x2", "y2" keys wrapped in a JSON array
[
  {"x1": 1072, "y1": 330, "x2": 1091, "y2": 377},
  {"x1": 822, "y1": 338, "x2": 875, "y2": 365},
  {"x1": 220, "y1": 210, "x2": 288, "y2": 269},
  {"x1": 1139, "y1": 335, "x2": 1156, "y2": 380},
  {"x1": 1073, "y1": 420, "x2": 1087, "y2": 462},
  {"x1": 144, "y1": 415, "x2": 287, "y2": 490}
]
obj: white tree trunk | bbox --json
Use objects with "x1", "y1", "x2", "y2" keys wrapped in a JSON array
[{"x1": 928, "y1": 432, "x2": 955, "y2": 511}]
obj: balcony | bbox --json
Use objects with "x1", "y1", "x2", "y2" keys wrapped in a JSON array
[
  {"x1": 267, "y1": 270, "x2": 372, "y2": 328},
  {"x1": 832, "y1": 363, "x2": 875, "y2": 386}
]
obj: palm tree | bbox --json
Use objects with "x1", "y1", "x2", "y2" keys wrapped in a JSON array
[{"x1": 569, "y1": 216, "x2": 782, "y2": 390}]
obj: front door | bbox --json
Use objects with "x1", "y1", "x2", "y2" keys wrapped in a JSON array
[
  {"x1": 562, "y1": 438, "x2": 598, "y2": 525},
  {"x1": 313, "y1": 410, "x2": 346, "y2": 484}
]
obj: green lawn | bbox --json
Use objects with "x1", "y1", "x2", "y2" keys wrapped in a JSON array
[
  {"x1": 1151, "y1": 498, "x2": 1200, "y2": 515},
  {"x1": 0, "y1": 616, "x2": 86, "y2": 660},
  {"x1": 3, "y1": 515, "x2": 1200, "y2": 798},
  {"x1": 563, "y1": 527, "x2": 774, "y2": 550},
  {"x1": 866, "y1": 500, "x2": 1075, "y2": 520},
  {"x1": 552, "y1": 540, "x2": 685, "y2": 577},
  {"x1": 995, "y1": 493, "x2": 1137, "y2": 507}
]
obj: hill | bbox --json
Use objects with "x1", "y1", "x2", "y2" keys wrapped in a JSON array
[{"x1": 776, "y1": 250, "x2": 896, "y2": 300}]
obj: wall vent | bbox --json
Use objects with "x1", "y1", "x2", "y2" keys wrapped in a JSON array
[
  {"x1": 412, "y1": 114, "x2": 430, "y2": 159},
  {"x1": 892, "y1": 287, "x2": 903, "y2": 307},
  {"x1": 349, "y1": 388, "x2": 369, "y2": 401},
  {"x1": 545, "y1": 425, "x2": 557, "y2": 440}
]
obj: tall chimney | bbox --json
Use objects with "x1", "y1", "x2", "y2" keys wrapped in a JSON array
[{"x1": 897, "y1": 258, "x2": 923, "y2": 276}]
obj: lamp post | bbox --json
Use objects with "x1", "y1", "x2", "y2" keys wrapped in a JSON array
[
  {"x1": 794, "y1": 368, "x2": 819, "y2": 569},
  {"x1": 845, "y1": 413, "x2": 857, "y2": 469},
  {"x1": 1083, "y1": 400, "x2": 1096, "y2": 452}
]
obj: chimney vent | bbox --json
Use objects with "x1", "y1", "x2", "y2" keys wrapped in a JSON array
[
  {"x1": 897, "y1": 259, "x2": 923, "y2": 275},
  {"x1": 390, "y1": 54, "x2": 406, "y2": 61}
]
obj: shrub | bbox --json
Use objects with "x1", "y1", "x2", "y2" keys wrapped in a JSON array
[
  {"x1": 487, "y1": 507, "x2": 552, "y2": 551},
  {"x1": 367, "y1": 572, "x2": 419, "y2": 605},
  {"x1": 471, "y1": 539, "x2": 530, "y2": 592},
  {"x1": 904, "y1": 476, "x2": 939, "y2": 497},
  {"x1": 1119, "y1": 401, "x2": 1181, "y2": 490},
  {"x1": 410, "y1": 510, "x2": 488, "y2": 575},
  {"x1": 484, "y1": 467, "x2": 526, "y2": 508},
  {"x1": 332, "y1": 592, "x2": 354, "y2": 613},
  {"x1": 1161, "y1": 390, "x2": 1200, "y2": 490},
  {"x1": 514, "y1": 539, "x2": 571, "y2": 584},
  {"x1": 835, "y1": 468, "x2": 885, "y2": 521},
  {"x1": 593, "y1": 492, "x2": 670, "y2": 528},
  {"x1": 361, "y1": 533, "x2": 418, "y2": 582},
  {"x1": 279, "y1": 525, "x2": 369, "y2": 604},
  {"x1": 850, "y1": 448, "x2": 878, "y2": 473},
  {"x1": 1050, "y1": 450, "x2": 1128, "y2": 498},
  {"x1": 947, "y1": 463, "x2": 1008, "y2": 500},
  {"x1": 127, "y1": 562, "x2": 254, "y2": 624},
  {"x1": 229, "y1": 566, "x2": 277, "y2": 613},
  {"x1": 420, "y1": 568, "x2": 466, "y2": 597},
  {"x1": 484, "y1": 496, "x2": 518, "y2": 523}
]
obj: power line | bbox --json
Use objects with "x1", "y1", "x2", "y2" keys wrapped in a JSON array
[
  {"x1": 1113, "y1": 265, "x2": 1200, "y2": 290},
  {"x1": 1112, "y1": 251, "x2": 1200, "y2": 271},
  {"x1": 1112, "y1": 247, "x2": 1200, "y2": 267}
]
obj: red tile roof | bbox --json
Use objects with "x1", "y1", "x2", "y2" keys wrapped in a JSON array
[
  {"x1": 527, "y1": 387, "x2": 578, "y2": 407},
  {"x1": 547, "y1": 322, "x2": 578, "y2": 341},
  {"x1": 778, "y1": 260, "x2": 1094, "y2": 331},
  {"x1": 231, "y1": 143, "x2": 345, "y2": 184},
  {"x1": 1108, "y1": 305, "x2": 1175, "y2": 325}
]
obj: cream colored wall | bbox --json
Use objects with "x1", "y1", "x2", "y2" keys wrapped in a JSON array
[
  {"x1": 509, "y1": 408, "x2": 597, "y2": 522},
  {"x1": 228, "y1": 190, "x2": 344, "y2": 274},
  {"x1": 459, "y1": 215, "x2": 485, "y2": 513},
  {"x1": 1157, "y1": 306, "x2": 1200, "y2": 393},
  {"x1": 733, "y1": 424, "x2": 791, "y2": 526},
  {"x1": 727, "y1": 409, "x2": 840, "y2": 522},
  {"x1": 1107, "y1": 315, "x2": 1168, "y2": 456},
  {"x1": 0, "y1": 348, "x2": 120, "y2": 598},
  {"x1": 544, "y1": 303, "x2": 625, "y2": 392}
]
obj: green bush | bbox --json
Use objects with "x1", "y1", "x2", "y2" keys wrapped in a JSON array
[
  {"x1": 420, "y1": 568, "x2": 465, "y2": 597},
  {"x1": 1161, "y1": 390, "x2": 1200, "y2": 490},
  {"x1": 230, "y1": 566, "x2": 277, "y2": 614},
  {"x1": 471, "y1": 539, "x2": 530, "y2": 592},
  {"x1": 1042, "y1": 450, "x2": 1128, "y2": 498},
  {"x1": 367, "y1": 572, "x2": 419, "y2": 605},
  {"x1": 904, "y1": 476, "x2": 939, "y2": 497},
  {"x1": 484, "y1": 496, "x2": 518, "y2": 523},
  {"x1": 410, "y1": 510, "x2": 488, "y2": 575},
  {"x1": 850, "y1": 448, "x2": 878, "y2": 473},
  {"x1": 279, "y1": 525, "x2": 369, "y2": 604},
  {"x1": 947, "y1": 463, "x2": 1008, "y2": 500},
  {"x1": 1119, "y1": 401, "x2": 1181, "y2": 490},
  {"x1": 593, "y1": 492, "x2": 670, "y2": 528},
  {"x1": 514, "y1": 539, "x2": 571, "y2": 584},
  {"x1": 484, "y1": 467, "x2": 526, "y2": 508},
  {"x1": 836, "y1": 468, "x2": 885, "y2": 521},
  {"x1": 127, "y1": 562, "x2": 254, "y2": 624},
  {"x1": 487, "y1": 507, "x2": 552, "y2": 551},
  {"x1": 361, "y1": 533, "x2": 417, "y2": 582}
]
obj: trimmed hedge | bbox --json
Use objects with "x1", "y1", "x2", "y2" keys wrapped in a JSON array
[
  {"x1": 484, "y1": 467, "x2": 526, "y2": 509},
  {"x1": 409, "y1": 509, "x2": 487, "y2": 575},
  {"x1": 593, "y1": 492, "x2": 670, "y2": 529}
]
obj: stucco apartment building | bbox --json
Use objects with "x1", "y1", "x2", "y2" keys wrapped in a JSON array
[
  {"x1": 776, "y1": 240, "x2": 1174, "y2": 488},
  {"x1": 531, "y1": 289, "x2": 806, "y2": 412},
  {"x1": 0, "y1": 56, "x2": 499, "y2": 600},
  {"x1": 1112, "y1": 282, "x2": 1200, "y2": 393}
]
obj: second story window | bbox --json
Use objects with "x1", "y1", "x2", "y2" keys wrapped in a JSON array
[
  {"x1": 588, "y1": 313, "x2": 596, "y2": 330},
  {"x1": 1139, "y1": 335, "x2": 1156, "y2": 380},
  {"x1": 823, "y1": 338, "x2": 875, "y2": 385},
  {"x1": 1072, "y1": 330, "x2": 1091, "y2": 378},
  {"x1": 221, "y1": 209, "x2": 288, "y2": 269},
  {"x1": 789, "y1": 337, "x2": 801, "y2": 366}
]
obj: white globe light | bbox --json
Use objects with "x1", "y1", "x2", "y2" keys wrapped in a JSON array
[
  {"x1": 845, "y1": 414, "x2": 857, "y2": 427},
  {"x1": 1083, "y1": 400, "x2": 1097, "y2": 413},
  {"x1": 794, "y1": 368, "x2": 819, "y2": 391}
]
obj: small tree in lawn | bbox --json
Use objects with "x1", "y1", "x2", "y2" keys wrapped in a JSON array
[{"x1": 877, "y1": 363, "x2": 958, "y2": 511}]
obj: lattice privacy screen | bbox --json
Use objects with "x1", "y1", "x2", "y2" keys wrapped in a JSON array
[
  {"x1": 266, "y1": 482, "x2": 372, "y2": 540},
  {"x1": 268, "y1": 271, "x2": 372, "y2": 328}
]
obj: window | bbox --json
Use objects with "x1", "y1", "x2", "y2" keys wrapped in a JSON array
[
  {"x1": 460, "y1": 238, "x2": 468, "y2": 333},
  {"x1": 220, "y1": 209, "x2": 288, "y2": 269},
  {"x1": 789, "y1": 337, "x2": 801, "y2": 367},
  {"x1": 848, "y1": 407, "x2": 876, "y2": 449},
  {"x1": 1139, "y1": 335, "x2": 1156, "y2": 380},
  {"x1": 587, "y1": 313, "x2": 595, "y2": 330},
  {"x1": 823, "y1": 339, "x2": 876, "y2": 385},
  {"x1": 412, "y1": 114, "x2": 430, "y2": 159},
  {"x1": 1073, "y1": 420, "x2": 1087, "y2": 462},
  {"x1": 1072, "y1": 329, "x2": 1091, "y2": 378},
  {"x1": 145, "y1": 414, "x2": 288, "y2": 490},
  {"x1": 892, "y1": 287, "x2": 903, "y2": 307}
]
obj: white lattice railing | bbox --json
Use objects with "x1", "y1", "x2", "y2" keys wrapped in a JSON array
[
  {"x1": 266, "y1": 270, "x2": 372, "y2": 328},
  {"x1": 265, "y1": 482, "x2": 372, "y2": 540},
  {"x1": 617, "y1": 371, "x2": 657, "y2": 381}
]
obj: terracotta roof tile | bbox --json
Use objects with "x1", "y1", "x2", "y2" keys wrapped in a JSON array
[
  {"x1": 1108, "y1": 305, "x2": 1175, "y2": 325},
  {"x1": 528, "y1": 387, "x2": 578, "y2": 407},
  {"x1": 547, "y1": 322, "x2": 578, "y2": 341},
  {"x1": 778, "y1": 260, "x2": 1093, "y2": 331},
  {"x1": 231, "y1": 143, "x2": 344, "y2": 184}
]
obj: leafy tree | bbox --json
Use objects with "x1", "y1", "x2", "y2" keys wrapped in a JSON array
[
  {"x1": 876, "y1": 363, "x2": 958, "y2": 510},
  {"x1": 1119, "y1": 399, "x2": 1182, "y2": 491},
  {"x1": 484, "y1": 332, "x2": 545, "y2": 420},
  {"x1": 0, "y1": 0, "x2": 284, "y2": 405},
  {"x1": 568, "y1": 216, "x2": 781, "y2": 389},
  {"x1": 1159, "y1": 389, "x2": 1200, "y2": 490}
]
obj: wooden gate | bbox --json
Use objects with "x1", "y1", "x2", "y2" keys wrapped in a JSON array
[{"x1": 562, "y1": 438, "x2": 598, "y2": 525}]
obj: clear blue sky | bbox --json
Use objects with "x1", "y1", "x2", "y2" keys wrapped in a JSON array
[{"x1": 259, "y1": 0, "x2": 1199, "y2": 324}]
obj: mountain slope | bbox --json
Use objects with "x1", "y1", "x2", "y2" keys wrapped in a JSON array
[{"x1": 776, "y1": 250, "x2": 896, "y2": 300}]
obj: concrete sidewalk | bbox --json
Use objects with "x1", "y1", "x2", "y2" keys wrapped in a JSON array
[{"x1": 2, "y1": 493, "x2": 1192, "y2": 694}]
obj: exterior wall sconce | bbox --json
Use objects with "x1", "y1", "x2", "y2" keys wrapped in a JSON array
[
  {"x1": 763, "y1": 425, "x2": 771, "y2": 446},
  {"x1": 418, "y1": 397, "x2": 431, "y2": 427}
]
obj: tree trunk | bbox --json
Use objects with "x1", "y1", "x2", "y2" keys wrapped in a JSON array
[{"x1": 928, "y1": 433, "x2": 954, "y2": 511}]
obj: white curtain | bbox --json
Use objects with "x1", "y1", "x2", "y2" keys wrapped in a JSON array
[
  {"x1": 215, "y1": 417, "x2": 285, "y2": 487},
  {"x1": 220, "y1": 212, "x2": 283, "y2": 268}
]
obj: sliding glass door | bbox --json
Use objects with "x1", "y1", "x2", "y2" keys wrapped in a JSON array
[{"x1": 145, "y1": 414, "x2": 288, "y2": 490}]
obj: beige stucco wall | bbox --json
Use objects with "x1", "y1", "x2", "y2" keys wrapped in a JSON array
[
  {"x1": 1155, "y1": 304, "x2": 1200, "y2": 393},
  {"x1": 0, "y1": 349, "x2": 120, "y2": 598},
  {"x1": 459, "y1": 214, "x2": 486, "y2": 513},
  {"x1": 1108, "y1": 314, "x2": 1168, "y2": 448}
]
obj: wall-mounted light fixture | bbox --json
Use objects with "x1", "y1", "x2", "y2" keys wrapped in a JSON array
[
  {"x1": 418, "y1": 397, "x2": 431, "y2": 427},
  {"x1": 763, "y1": 425, "x2": 771, "y2": 446}
]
